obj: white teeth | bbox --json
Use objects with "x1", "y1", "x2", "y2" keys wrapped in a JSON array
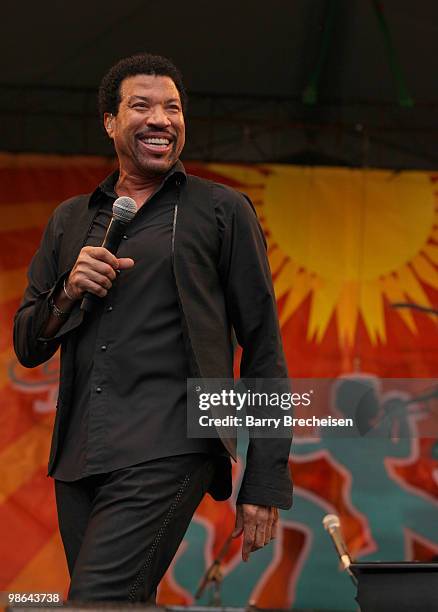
[{"x1": 143, "y1": 137, "x2": 169, "y2": 145}]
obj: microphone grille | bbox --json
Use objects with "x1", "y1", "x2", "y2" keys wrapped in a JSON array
[
  {"x1": 323, "y1": 514, "x2": 340, "y2": 531},
  {"x1": 113, "y1": 196, "x2": 137, "y2": 222}
]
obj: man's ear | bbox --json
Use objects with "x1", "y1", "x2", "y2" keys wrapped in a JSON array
[{"x1": 104, "y1": 113, "x2": 114, "y2": 139}]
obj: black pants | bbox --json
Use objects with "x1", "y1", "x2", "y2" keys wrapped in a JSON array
[{"x1": 54, "y1": 453, "x2": 215, "y2": 602}]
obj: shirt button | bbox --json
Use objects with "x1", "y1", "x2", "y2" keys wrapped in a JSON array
[
  {"x1": 101, "y1": 345, "x2": 107, "y2": 351},
  {"x1": 123, "y1": 234, "x2": 128, "y2": 240},
  {"x1": 106, "y1": 305, "x2": 113, "y2": 312},
  {"x1": 96, "y1": 386, "x2": 102, "y2": 393}
]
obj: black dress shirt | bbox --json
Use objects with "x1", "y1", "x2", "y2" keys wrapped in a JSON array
[{"x1": 53, "y1": 167, "x2": 223, "y2": 480}]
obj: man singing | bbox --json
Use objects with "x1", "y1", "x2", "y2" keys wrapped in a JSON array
[{"x1": 13, "y1": 53, "x2": 292, "y2": 602}]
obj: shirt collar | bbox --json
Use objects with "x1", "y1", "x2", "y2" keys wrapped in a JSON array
[{"x1": 88, "y1": 160, "x2": 187, "y2": 207}]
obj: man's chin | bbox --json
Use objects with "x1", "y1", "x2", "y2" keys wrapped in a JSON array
[{"x1": 138, "y1": 157, "x2": 176, "y2": 177}]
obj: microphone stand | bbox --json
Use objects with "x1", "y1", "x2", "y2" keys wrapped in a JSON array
[{"x1": 195, "y1": 534, "x2": 233, "y2": 605}]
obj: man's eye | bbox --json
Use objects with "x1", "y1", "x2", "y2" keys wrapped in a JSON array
[{"x1": 132, "y1": 103, "x2": 148, "y2": 109}]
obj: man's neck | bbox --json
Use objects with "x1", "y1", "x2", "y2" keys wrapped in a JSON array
[{"x1": 115, "y1": 168, "x2": 166, "y2": 209}]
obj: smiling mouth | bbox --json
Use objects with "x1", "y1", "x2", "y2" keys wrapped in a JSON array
[
  {"x1": 137, "y1": 135, "x2": 173, "y2": 154},
  {"x1": 142, "y1": 137, "x2": 170, "y2": 146}
]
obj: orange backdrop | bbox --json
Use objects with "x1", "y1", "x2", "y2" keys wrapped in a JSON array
[{"x1": 1, "y1": 154, "x2": 437, "y2": 609}]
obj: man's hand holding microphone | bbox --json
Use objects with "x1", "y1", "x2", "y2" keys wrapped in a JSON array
[
  {"x1": 42, "y1": 195, "x2": 137, "y2": 337},
  {"x1": 65, "y1": 246, "x2": 134, "y2": 301}
]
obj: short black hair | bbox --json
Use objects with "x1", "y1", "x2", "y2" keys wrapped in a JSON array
[{"x1": 98, "y1": 53, "x2": 187, "y2": 118}]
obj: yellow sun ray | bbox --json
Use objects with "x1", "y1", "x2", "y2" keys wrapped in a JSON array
[
  {"x1": 410, "y1": 253, "x2": 438, "y2": 288},
  {"x1": 308, "y1": 280, "x2": 342, "y2": 342},
  {"x1": 422, "y1": 244, "x2": 438, "y2": 265},
  {"x1": 336, "y1": 281, "x2": 360, "y2": 346},
  {"x1": 397, "y1": 265, "x2": 434, "y2": 305},
  {"x1": 360, "y1": 282, "x2": 387, "y2": 344},
  {"x1": 278, "y1": 269, "x2": 318, "y2": 327},
  {"x1": 268, "y1": 247, "x2": 287, "y2": 276},
  {"x1": 379, "y1": 274, "x2": 416, "y2": 333},
  {"x1": 273, "y1": 259, "x2": 299, "y2": 300}
]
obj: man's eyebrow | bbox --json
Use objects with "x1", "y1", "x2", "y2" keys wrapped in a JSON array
[
  {"x1": 126, "y1": 95, "x2": 149, "y2": 103},
  {"x1": 127, "y1": 95, "x2": 181, "y2": 104}
]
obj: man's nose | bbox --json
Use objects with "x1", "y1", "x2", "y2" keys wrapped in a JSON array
[{"x1": 146, "y1": 105, "x2": 171, "y2": 127}]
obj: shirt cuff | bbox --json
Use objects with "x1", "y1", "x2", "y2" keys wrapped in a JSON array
[
  {"x1": 36, "y1": 271, "x2": 84, "y2": 342},
  {"x1": 236, "y1": 466, "x2": 293, "y2": 509}
]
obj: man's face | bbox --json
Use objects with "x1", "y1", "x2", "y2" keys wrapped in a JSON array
[{"x1": 104, "y1": 74, "x2": 185, "y2": 177}]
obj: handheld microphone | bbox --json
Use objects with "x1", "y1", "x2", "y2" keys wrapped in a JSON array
[
  {"x1": 322, "y1": 514, "x2": 351, "y2": 570},
  {"x1": 80, "y1": 196, "x2": 137, "y2": 312}
]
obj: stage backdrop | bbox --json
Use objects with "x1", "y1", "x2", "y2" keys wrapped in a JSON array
[{"x1": 1, "y1": 154, "x2": 437, "y2": 611}]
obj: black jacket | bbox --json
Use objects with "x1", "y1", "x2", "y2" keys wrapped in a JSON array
[{"x1": 13, "y1": 170, "x2": 293, "y2": 509}]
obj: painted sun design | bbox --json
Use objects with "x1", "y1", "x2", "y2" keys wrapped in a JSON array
[{"x1": 207, "y1": 164, "x2": 438, "y2": 346}]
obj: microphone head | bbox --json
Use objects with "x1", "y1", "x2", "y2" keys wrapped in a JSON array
[
  {"x1": 112, "y1": 196, "x2": 137, "y2": 222},
  {"x1": 323, "y1": 514, "x2": 340, "y2": 531}
]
